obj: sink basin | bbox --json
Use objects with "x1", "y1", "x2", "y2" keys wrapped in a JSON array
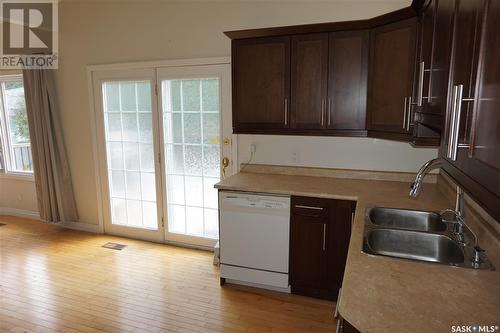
[
  {"x1": 368, "y1": 207, "x2": 447, "y2": 232},
  {"x1": 363, "y1": 228, "x2": 464, "y2": 265}
]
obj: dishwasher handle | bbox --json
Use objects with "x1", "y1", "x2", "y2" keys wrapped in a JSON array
[
  {"x1": 221, "y1": 192, "x2": 291, "y2": 213},
  {"x1": 294, "y1": 204, "x2": 324, "y2": 211}
]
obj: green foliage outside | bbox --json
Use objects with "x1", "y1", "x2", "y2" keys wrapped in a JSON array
[{"x1": 5, "y1": 81, "x2": 29, "y2": 143}]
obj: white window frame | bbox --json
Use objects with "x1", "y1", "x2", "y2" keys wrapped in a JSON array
[{"x1": 0, "y1": 74, "x2": 34, "y2": 179}]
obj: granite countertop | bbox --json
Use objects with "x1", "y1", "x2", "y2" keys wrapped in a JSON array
[{"x1": 215, "y1": 171, "x2": 500, "y2": 333}]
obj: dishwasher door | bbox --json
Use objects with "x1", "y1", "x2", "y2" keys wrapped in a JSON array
[{"x1": 219, "y1": 191, "x2": 291, "y2": 273}]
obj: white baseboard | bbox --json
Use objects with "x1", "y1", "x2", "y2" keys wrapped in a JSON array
[
  {"x1": 0, "y1": 207, "x2": 101, "y2": 234},
  {"x1": 61, "y1": 221, "x2": 101, "y2": 233},
  {"x1": 0, "y1": 207, "x2": 40, "y2": 220}
]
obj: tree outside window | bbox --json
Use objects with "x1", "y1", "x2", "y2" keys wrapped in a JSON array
[{"x1": 0, "y1": 77, "x2": 33, "y2": 174}]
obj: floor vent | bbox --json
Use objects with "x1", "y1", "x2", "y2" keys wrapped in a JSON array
[
  {"x1": 102, "y1": 242, "x2": 127, "y2": 250},
  {"x1": 0, "y1": 223, "x2": 6, "y2": 227}
]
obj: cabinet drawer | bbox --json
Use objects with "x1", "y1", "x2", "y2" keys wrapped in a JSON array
[{"x1": 291, "y1": 196, "x2": 330, "y2": 218}]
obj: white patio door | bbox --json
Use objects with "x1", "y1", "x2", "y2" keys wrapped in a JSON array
[
  {"x1": 157, "y1": 64, "x2": 232, "y2": 247},
  {"x1": 93, "y1": 69, "x2": 164, "y2": 242}
]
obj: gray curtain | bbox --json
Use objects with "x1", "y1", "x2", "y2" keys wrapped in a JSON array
[{"x1": 23, "y1": 69, "x2": 78, "y2": 223}]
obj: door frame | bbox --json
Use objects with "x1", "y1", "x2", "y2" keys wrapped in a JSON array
[
  {"x1": 156, "y1": 64, "x2": 232, "y2": 248},
  {"x1": 87, "y1": 57, "x2": 236, "y2": 247}
]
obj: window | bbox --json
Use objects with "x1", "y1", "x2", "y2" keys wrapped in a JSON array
[
  {"x1": 0, "y1": 76, "x2": 33, "y2": 174},
  {"x1": 162, "y1": 78, "x2": 221, "y2": 239}
]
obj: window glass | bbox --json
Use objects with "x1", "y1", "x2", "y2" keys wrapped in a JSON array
[
  {"x1": 0, "y1": 79, "x2": 33, "y2": 174},
  {"x1": 162, "y1": 78, "x2": 221, "y2": 239}
]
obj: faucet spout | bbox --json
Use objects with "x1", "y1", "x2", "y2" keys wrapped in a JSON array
[{"x1": 409, "y1": 158, "x2": 443, "y2": 197}]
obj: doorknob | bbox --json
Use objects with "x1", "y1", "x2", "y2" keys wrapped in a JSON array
[{"x1": 222, "y1": 157, "x2": 230, "y2": 178}]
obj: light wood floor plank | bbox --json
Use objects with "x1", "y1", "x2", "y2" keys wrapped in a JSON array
[{"x1": 0, "y1": 216, "x2": 336, "y2": 332}]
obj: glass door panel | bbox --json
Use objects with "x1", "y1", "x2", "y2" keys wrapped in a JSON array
[
  {"x1": 162, "y1": 78, "x2": 220, "y2": 243},
  {"x1": 102, "y1": 80, "x2": 159, "y2": 231}
]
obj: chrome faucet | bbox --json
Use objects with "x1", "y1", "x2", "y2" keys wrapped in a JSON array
[
  {"x1": 441, "y1": 207, "x2": 485, "y2": 266},
  {"x1": 440, "y1": 189, "x2": 487, "y2": 267},
  {"x1": 409, "y1": 158, "x2": 443, "y2": 197}
]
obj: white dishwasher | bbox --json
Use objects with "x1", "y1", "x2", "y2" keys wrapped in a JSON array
[{"x1": 219, "y1": 191, "x2": 291, "y2": 291}]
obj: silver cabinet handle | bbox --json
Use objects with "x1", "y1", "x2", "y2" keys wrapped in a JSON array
[
  {"x1": 403, "y1": 97, "x2": 408, "y2": 129},
  {"x1": 447, "y1": 85, "x2": 459, "y2": 159},
  {"x1": 448, "y1": 85, "x2": 464, "y2": 161},
  {"x1": 294, "y1": 205, "x2": 323, "y2": 210},
  {"x1": 351, "y1": 212, "x2": 355, "y2": 226},
  {"x1": 284, "y1": 98, "x2": 288, "y2": 125},
  {"x1": 322, "y1": 223, "x2": 327, "y2": 251},
  {"x1": 321, "y1": 99, "x2": 325, "y2": 126},
  {"x1": 336, "y1": 318, "x2": 343, "y2": 333},
  {"x1": 406, "y1": 96, "x2": 412, "y2": 131},
  {"x1": 327, "y1": 98, "x2": 332, "y2": 126},
  {"x1": 402, "y1": 96, "x2": 412, "y2": 130},
  {"x1": 334, "y1": 287, "x2": 342, "y2": 318},
  {"x1": 452, "y1": 84, "x2": 464, "y2": 161},
  {"x1": 417, "y1": 61, "x2": 425, "y2": 106}
]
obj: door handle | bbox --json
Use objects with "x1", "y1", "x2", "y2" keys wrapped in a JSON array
[
  {"x1": 294, "y1": 205, "x2": 323, "y2": 210},
  {"x1": 284, "y1": 98, "x2": 288, "y2": 125},
  {"x1": 447, "y1": 85, "x2": 458, "y2": 159},
  {"x1": 322, "y1": 223, "x2": 327, "y2": 251},
  {"x1": 336, "y1": 317, "x2": 344, "y2": 333},
  {"x1": 403, "y1": 97, "x2": 407, "y2": 129},
  {"x1": 327, "y1": 98, "x2": 332, "y2": 126},
  {"x1": 417, "y1": 61, "x2": 425, "y2": 106},
  {"x1": 406, "y1": 96, "x2": 412, "y2": 131},
  {"x1": 334, "y1": 287, "x2": 342, "y2": 319},
  {"x1": 449, "y1": 85, "x2": 464, "y2": 161},
  {"x1": 321, "y1": 99, "x2": 325, "y2": 126},
  {"x1": 221, "y1": 157, "x2": 230, "y2": 178}
]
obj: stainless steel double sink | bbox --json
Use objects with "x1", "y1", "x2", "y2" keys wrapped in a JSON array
[{"x1": 362, "y1": 207, "x2": 494, "y2": 269}]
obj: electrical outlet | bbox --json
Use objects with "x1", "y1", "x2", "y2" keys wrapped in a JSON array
[
  {"x1": 291, "y1": 149, "x2": 299, "y2": 163},
  {"x1": 250, "y1": 144, "x2": 256, "y2": 154}
]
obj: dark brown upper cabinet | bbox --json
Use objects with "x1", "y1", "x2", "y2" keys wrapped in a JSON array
[
  {"x1": 409, "y1": 0, "x2": 457, "y2": 146},
  {"x1": 441, "y1": 0, "x2": 500, "y2": 221},
  {"x1": 412, "y1": 0, "x2": 456, "y2": 146},
  {"x1": 328, "y1": 31, "x2": 369, "y2": 133},
  {"x1": 367, "y1": 18, "x2": 418, "y2": 140},
  {"x1": 232, "y1": 36, "x2": 290, "y2": 130},
  {"x1": 290, "y1": 33, "x2": 328, "y2": 130},
  {"x1": 226, "y1": 1, "x2": 441, "y2": 144}
]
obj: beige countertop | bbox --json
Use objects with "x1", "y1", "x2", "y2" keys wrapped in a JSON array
[{"x1": 215, "y1": 171, "x2": 500, "y2": 333}]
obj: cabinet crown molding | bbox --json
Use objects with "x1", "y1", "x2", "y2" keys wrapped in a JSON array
[{"x1": 224, "y1": 2, "x2": 428, "y2": 40}]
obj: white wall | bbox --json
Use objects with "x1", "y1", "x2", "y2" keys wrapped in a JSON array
[
  {"x1": 238, "y1": 135, "x2": 437, "y2": 172},
  {"x1": 0, "y1": 176, "x2": 38, "y2": 214},
  {"x1": 57, "y1": 0, "x2": 420, "y2": 226},
  {"x1": 0, "y1": 69, "x2": 38, "y2": 215}
]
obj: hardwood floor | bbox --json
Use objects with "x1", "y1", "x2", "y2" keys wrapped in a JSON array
[{"x1": 0, "y1": 216, "x2": 336, "y2": 333}]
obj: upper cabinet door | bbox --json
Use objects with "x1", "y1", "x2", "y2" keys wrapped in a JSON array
[
  {"x1": 290, "y1": 33, "x2": 328, "y2": 130},
  {"x1": 328, "y1": 30, "x2": 369, "y2": 131},
  {"x1": 427, "y1": 0, "x2": 455, "y2": 115},
  {"x1": 442, "y1": 0, "x2": 485, "y2": 163},
  {"x1": 471, "y1": 0, "x2": 500, "y2": 179},
  {"x1": 416, "y1": 0, "x2": 435, "y2": 110},
  {"x1": 367, "y1": 18, "x2": 417, "y2": 136},
  {"x1": 459, "y1": 0, "x2": 500, "y2": 211},
  {"x1": 232, "y1": 37, "x2": 290, "y2": 131}
]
